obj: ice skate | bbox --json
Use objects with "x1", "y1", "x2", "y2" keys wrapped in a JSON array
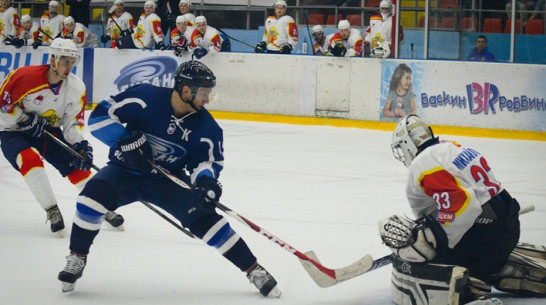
[
  {"x1": 246, "y1": 263, "x2": 281, "y2": 298},
  {"x1": 58, "y1": 252, "x2": 87, "y2": 293},
  {"x1": 104, "y1": 211, "x2": 125, "y2": 230},
  {"x1": 45, "y1": 205, "x2": 64, "y2": 236}
]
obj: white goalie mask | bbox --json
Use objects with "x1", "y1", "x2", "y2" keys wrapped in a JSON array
[
  {"x1": 391, "y1": 115, "x2": 434, "y2": 168},
  {"x1": 380, "y1": 0, "x2": 393, "y2": 20}
]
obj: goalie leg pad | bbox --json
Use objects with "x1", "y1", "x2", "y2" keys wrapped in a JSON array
[
  {"x1": 391, "y1": 256, "x2": 469, "y2": 305},
  {"x1": 490, "y1": 251, "x2": 546, "y2": 297},
  {"x1": 514, "y1": 242, "x2": 546, "y2": 260}
]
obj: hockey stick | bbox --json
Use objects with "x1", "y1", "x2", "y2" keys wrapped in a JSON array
[
  {"x1": 216, "y1": 28, "x2": 255, "y2": 50},
  {"x1": 301, "y1": 203, "x2": 539, "y2": 287},
  {"x1": 42, "y1": 130, "x2": 196, "y2": 238},
  {"x1": 148, "y1": 161, "x2": 379, "y2": 285},
  {"x1": 303, "y1": 13, "x2": 316, "y2": 55}
]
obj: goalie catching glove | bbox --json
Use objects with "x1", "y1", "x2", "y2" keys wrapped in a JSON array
[{"x1": 379, "y1": 215, "x2": 446, "y2": 263}]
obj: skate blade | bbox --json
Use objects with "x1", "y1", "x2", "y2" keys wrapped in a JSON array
[
  {"x1": 61, "y1": 281, "x2": 76, "y2": 293},
  {"x1": 116, "y1": 224, "x2": 125, "y2": 231},
  {"x1": 55, "y1": 229, "x2": 64, "y2": 238},
  {"x1": 267, "y1": 286, "x2": 282, "y2": 299}
]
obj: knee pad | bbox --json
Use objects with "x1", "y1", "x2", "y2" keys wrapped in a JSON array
[
  {"x1": 16, "y1": 147, "x2": 44, "y2": 176},
  {"x1": 74, "y1": 180, "x2": 117, "y2": 231},
  {"x1": 490, "y1": 251, "x2": 546, "y2": 297},
  {"x1": 189, "y1": 214, "x2": 241, "y2": 255}
]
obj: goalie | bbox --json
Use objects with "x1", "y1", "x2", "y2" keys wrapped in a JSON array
[{"x1": 379, "y1": 115, "x2": 545, "y2": 305}]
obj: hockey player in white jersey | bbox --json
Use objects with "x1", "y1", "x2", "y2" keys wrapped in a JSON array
[
  {"x1": 0, "y1": 0, "x2": 21, "y2": 45},
  {"x1": 188, "y1": 15, "x2": 226, "y2": 58},
  {"x1": 329, "y1": 19, "x2": 363, "y2": 57},
  {"x1": 311, "y1": 25, "x2": 333, "y2": 56},
  {"x1": 34, "y1": 0, "x2": 65, "y2": 48},
  {"x1": 115, "y1": 0, "x2": 165, "y2": 50},
  {"x1": 255, "y1": 0, "x2": 298, "y2": 54},
  {"x1": 61, "y1": 16, "x2": 98, "y2": 48},
  {"x1": 378, "y1": 115, "x2": 545, "y2": 305},
  {"x1": 5, "y1": 14, "x2": 36, "y2": 48},
  {"x1": 170, "y1": 15, "x2": 193, "y2": 56},
  {"x1": 178, "y1": 0, "x2": 196, "y2": 26},
  {"x1": 101, "y1": 0, "x2": 134, "y2": 48}
]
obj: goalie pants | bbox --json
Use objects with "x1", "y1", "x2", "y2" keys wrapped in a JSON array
[
  {"x1": 69, "y1": 163, "x2": 257, "y2": 272},
  {"x1": 432, "y1": 190, "x2": 521, "y2": 281}
]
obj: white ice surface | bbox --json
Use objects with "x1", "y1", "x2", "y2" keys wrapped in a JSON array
[{"x1": 1, "y1": 119, "x2": 544, "y2": 305}]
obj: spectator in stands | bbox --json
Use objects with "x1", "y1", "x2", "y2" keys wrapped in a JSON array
[
  {"x1": 382, "y1": 63, "x2": 416, "y2": 120},
  {"x1": 5, "y1": 14, "x2": 39, "y2": 48},
  {"x1": 311, "y1": 24, "x2": 333, "y2": 56},
  {"x1": 0, "y1": 0, "x2": 21, "y2": 45},
  {"x1": 466, "y1": 35, "x2": 496, "y2": 62},
  {"x1": 66, "y1": 0, "x2": 90, "y2": 27},
  {"x1": 329, "y1": 19, "x2": 363, "y2": 57},
  {"x1": 101, "y1": 0, "x2": 134, "y2": 48},
  {"x1": 171, "y1": 15, "x2": 194, "y2": 56},
  {"x1": 115, "y1": 0, "x2": 165, "y2": 50},
  {"x1": 505, "y1": 0, "x2": 535, "y2": 21},
  {"x1": 255, "y1": 0, "x2": 298, "y2": 54},
  {"x1": 364, "y1": 0, "x2": 404, "y2": 58},
  {"x1": 61, "y1": 16, "x2": 98, "y2": 48},
  {"x1": 34, "y1": 0, "x2": 65, "y2": 48},
  {"x1": 188, "y1": 15, "x2": 229, "y2": 58}
]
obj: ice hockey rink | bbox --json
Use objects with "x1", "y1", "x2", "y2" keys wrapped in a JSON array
[{"x1": 1, "y1": 118, "x2": 544, "y2": 305}]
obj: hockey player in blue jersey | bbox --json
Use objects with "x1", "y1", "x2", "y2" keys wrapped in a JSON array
[{"x1": 57, "y1": 60, "x2": 281, "y2": 298}]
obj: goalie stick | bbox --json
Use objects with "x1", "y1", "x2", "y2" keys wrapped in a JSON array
[
  {"x1": 148, "y1": 161, "x2": 381, "y2": 286},
  {"x1": 43, "y1": 130, "x2": 196, "y2": 238},
  {"x1": 301, "y1": 203, "x2": 537, "y2": 288}
]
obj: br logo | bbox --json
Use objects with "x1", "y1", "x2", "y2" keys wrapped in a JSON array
[{"x1": 466, "y1": 82, "x2": 499, "y2": 114}]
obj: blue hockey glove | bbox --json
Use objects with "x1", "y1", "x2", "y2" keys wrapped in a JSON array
[
  {"x1": 116, "y1": 131, "x2": 154, "y2": 173},
  {"x1": 193, "y1": 47, "x2": 208, "y2": 59},
  {"x1": 255, "y1": 41, "x2": 266, "y2": 53},
  {"x1": 72, "y1": 140, "x2": 93, "y2": 171},
  {"x1": 18, "y1": 113, "x2": 48, "y2": 138},
  {"x1": 280, "y1": 44, "x2": 292, "y2": 54},
  {"x1": 192, "y1": 176, "x2": 223, "y2": 209}
]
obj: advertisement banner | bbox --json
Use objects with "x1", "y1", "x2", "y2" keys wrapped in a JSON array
[{"x1": 380, "y1": 60, "x2": 546, "y2": 131}]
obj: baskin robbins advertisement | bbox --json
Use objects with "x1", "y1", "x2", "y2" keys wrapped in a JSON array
[{"x1": 379, "y1": 60, "x2": 546, "y2": 132}]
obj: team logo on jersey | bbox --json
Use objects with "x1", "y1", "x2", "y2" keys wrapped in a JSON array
[
  {"x1": 33, "y1": 95, "x2": 44, "y2": 106},
  {"x1": 114, "y1": 56, "x2": 177, "y2": 91},
  {"x1": 436, "y1": 211, "x2": 455, "y2": 223},
  {"x1": 167, "y1": 123, "x2": 175, "y2": 134}
]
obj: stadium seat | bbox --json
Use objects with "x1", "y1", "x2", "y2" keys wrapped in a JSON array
[
  {"x1": 308, "y1": 13, "x2": 325, "y2": 25},
  {"x1": 365, "y1": 0, "x2": 382, "y2": 7},
  {"x1": 439, "y1": 0, "x2": 459, "y2": 9},
  {"x1": 346, "y1": 14, "x2": 362, "y2": 26},
  {"x1": 439, "y1": 16, "x2": 455, "y2": 29},
  {"x1": 419, "y1": 16, "x2": 437, "y2": 28},
  {"x1": 524, "y1": 19, "x2": 544, "y2": 35},
  {"x1": 504, "y1": 19, "x2": 521, "y2": 34},
  {"x1": 461, "y1": 17, "x2": 478, "y2": 31},
  {"x1": 326, "y1": 14, "x2": 343, "y2": 25},
  {"x1": 482, "y1": 18, "x2": 502, "y2": 33}
]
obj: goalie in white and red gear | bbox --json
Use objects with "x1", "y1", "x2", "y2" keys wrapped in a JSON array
[
  {"x1": 379, "y1": 114, "x2": 545, "y2": 301},
  {"x1": 329, "y1": 19, "x2": 363, "y2": 57},
  {"x1": 364, "y1": 0, "x2": 404, "y2": 58}
]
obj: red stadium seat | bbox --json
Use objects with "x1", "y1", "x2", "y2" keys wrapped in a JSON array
[
  {"x1": 346, "y1": 14, "x2": 362, "y2": 26},
  {"x1": 482, "y1": 18, "x2": 502, "y2": 33},
  {"x1": 504, "y1": 19, "x2": 521, "y2": 34},
  {"x1": 524, "y1": 19, "x2": 544, "y2": 35},
  {"x1": 326, "y1": 14, "x2": 343, "y2": 25},
  {"x1": 439, "y1": 17, "x2": 455, "y2": 29},
  {"x1": 308, "y1": 13, "x2": 325, "y2": 25},
  {"x1": 419, "y1": 16, "x2": 437, "y2": 28},
  {"x1": 365, "y1": 0, "x2": 381, "y2": 7},
  {"x1": 461, "y1": 17, "x2": 478, "y2": 31}
]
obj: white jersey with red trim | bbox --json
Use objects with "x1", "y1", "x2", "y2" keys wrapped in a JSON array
[
  {"x1": 188, "y1": 25, "x2": 222, "y2": 52},
  {"x1": 39, "y1": 13, "x2": 65, "y2": 45},
  {"x1": 329, "y1": 28, "x2": 363, "y2": 57},
  {"x1": 62, "y1": 23, "x2": 98, "y2": 48},
  {"x1": 364, "y1": 14, "x2": 404, "y2": 57},
  {"x1": 406, "y1": 140, "x2": 504, "y2": 248},
  {"x1": 313, "y1": 33, "x2": 333, "y2": 56},
  {"x1": 261, "y1": 15, "x2": 298, "y2": 52},
  {"x1": 0, "y1": 65, "x2": 87, "y2": 145},
  {"x1": 106, "y1": 11, "x2": 134, "y2": 47},
  {"x1": 17, "y1": 21, "x2": 40, "y2": 45},
  {"x1": 0, "y1": 6, "x2": 20, "y2": 42},
  {"x1": 181, "y1": 13, "x2": 196, "y2": 27},
  {"x1": 132, "y1": 13, "x2": 164, "y2": 49}
]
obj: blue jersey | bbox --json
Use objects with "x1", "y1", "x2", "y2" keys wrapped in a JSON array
[{"x1": 88, "y1": 84, "x2": 224, "y2": 182}]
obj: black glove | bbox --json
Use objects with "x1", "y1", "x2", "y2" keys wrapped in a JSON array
[
  {"x1": 156, "y1": 41, "x2": 166, "y2": 50},
  {"x1": 193, "y1": 47, "x2": 208, "y2": 59},
  {"x1": 173, "y1": 45, "x2": 186, "y2": 57},
  {"x1": 280, "y1": 44, "x2": 293, "y2": 54},
  {"x1": 121, "y1": 29, "x2": 133, "y2": 37},
  {"x1": 116, "y1": 131, "x2": 154, "y2": 173},
  {"x1": 255, "y1": 41, "x2": 266, "y2": 53},
  {"x1": 32, "y1": 36, "x2": 42, "y2": 49},
  {"x1": 4, "y1": 35, "x2": 14, "y2": 45},
  {"x1": 100, "y1": 34, "x2": 111, "y2": 43},
  {"x1": 331, "y1": 43, "x2": 347, "y2": 57},
  {"x1": 192, "y1": 176, "x2": 223, "y2": 210},
  {"x1": 165, "y1": 13, "x2": 175, "y2": 29},
  {"x1": 72, "y1": 140, "x2": 93, "y2": 171},
  {"x1": 18, "y1": 113, "x2": 48, "y2": 138},
  {"x1": 12, "y1": 38, "x2": 25, "y2": 48}
]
